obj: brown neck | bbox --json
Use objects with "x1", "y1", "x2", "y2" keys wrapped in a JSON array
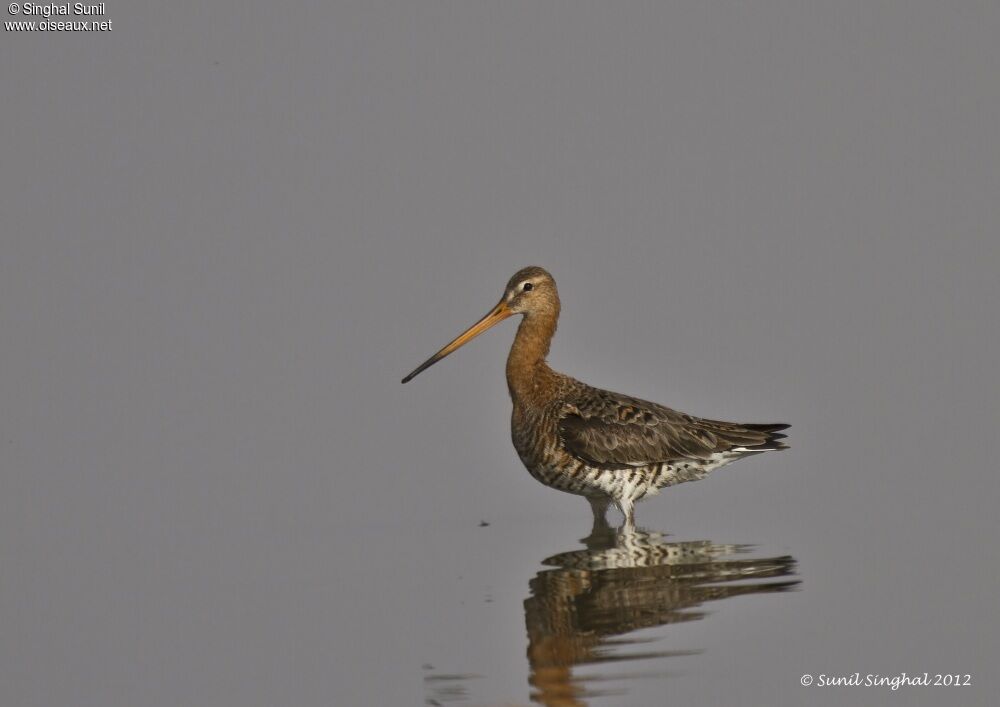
[{"x1": 506, "y1": 309, "x2": 558, "y2": 402}]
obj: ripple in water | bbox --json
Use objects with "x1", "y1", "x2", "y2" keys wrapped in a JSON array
[
  {"x1": 524, "y1": 524, "x2": 798, "y2": 705},
  {"x1": 423, "y1": 522, "x2": 798, "y2": 706}
]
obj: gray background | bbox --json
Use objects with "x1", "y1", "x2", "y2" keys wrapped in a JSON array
[{"x1": 2, "y1": 2, "x2": 998, "y2": 706}]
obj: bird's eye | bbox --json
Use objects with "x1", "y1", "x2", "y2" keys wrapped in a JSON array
[{"x1": 522, "y1": 282, "x2": 534, "y2": 292}]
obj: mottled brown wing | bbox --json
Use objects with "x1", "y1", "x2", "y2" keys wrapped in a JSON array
[{"x1": 557, "y1": 387, "x2": 788, "y2": 467}]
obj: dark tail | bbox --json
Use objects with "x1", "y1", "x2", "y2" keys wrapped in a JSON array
[{"x1": 739, "y1": 423, "x2": 790, "y2": 452}]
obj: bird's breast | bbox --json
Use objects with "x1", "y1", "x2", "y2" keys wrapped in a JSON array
[{"x1": 510, "y1": 404, "x2": 560, "y2": 468}]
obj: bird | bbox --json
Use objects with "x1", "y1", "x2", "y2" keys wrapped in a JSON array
[{"x1": 402, "y1": 266, "x2": 788, "y2": 529}]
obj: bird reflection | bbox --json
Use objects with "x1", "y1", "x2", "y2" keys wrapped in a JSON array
[{"x1": 524, "y1": 520, "x2": 798, "y2": 706}]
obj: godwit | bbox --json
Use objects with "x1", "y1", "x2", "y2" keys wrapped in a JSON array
[{"x1": 402, "y1": 266, "x2": 788, "y2": 528}]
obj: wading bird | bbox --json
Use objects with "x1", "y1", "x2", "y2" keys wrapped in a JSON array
[{"x1": 402, "y1": 267, "x2": 788, "y2": 528}]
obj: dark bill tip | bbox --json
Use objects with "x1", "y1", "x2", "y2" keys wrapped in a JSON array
[{"x1": 401, "y1": 353, "x2": 441, "y2": 384}]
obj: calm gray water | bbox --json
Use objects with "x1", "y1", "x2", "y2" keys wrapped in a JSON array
[{"x1": 2, "y1": 3, "x2": 998, "y2": 706}]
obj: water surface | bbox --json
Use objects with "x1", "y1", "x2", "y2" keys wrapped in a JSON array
[{"x1": 3, "y1": 3, "x2": 999, "y2": 706}]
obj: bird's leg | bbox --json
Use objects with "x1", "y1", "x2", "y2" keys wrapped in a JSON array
[
  {"x1": 587, "y1": 496, "x2": 612, "y2": 534},
  {"x1": 623, "y1": 511, "x2": 636, "y2": 532},
  {"x1": 616, "y1": 497, "x2": 636, "y2": 532}
]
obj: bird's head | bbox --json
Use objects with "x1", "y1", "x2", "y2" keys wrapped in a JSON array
[
  {"x1": 502, "y1": 266, "x2": 559, "y2": 317},
  {"x1": 401, "y1": 266, "x2": 559, "y2": 383}
]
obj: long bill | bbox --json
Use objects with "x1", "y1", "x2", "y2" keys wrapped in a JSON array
[{"x1": 401, "y1": 300, "x2": 513, "y2": 383}]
